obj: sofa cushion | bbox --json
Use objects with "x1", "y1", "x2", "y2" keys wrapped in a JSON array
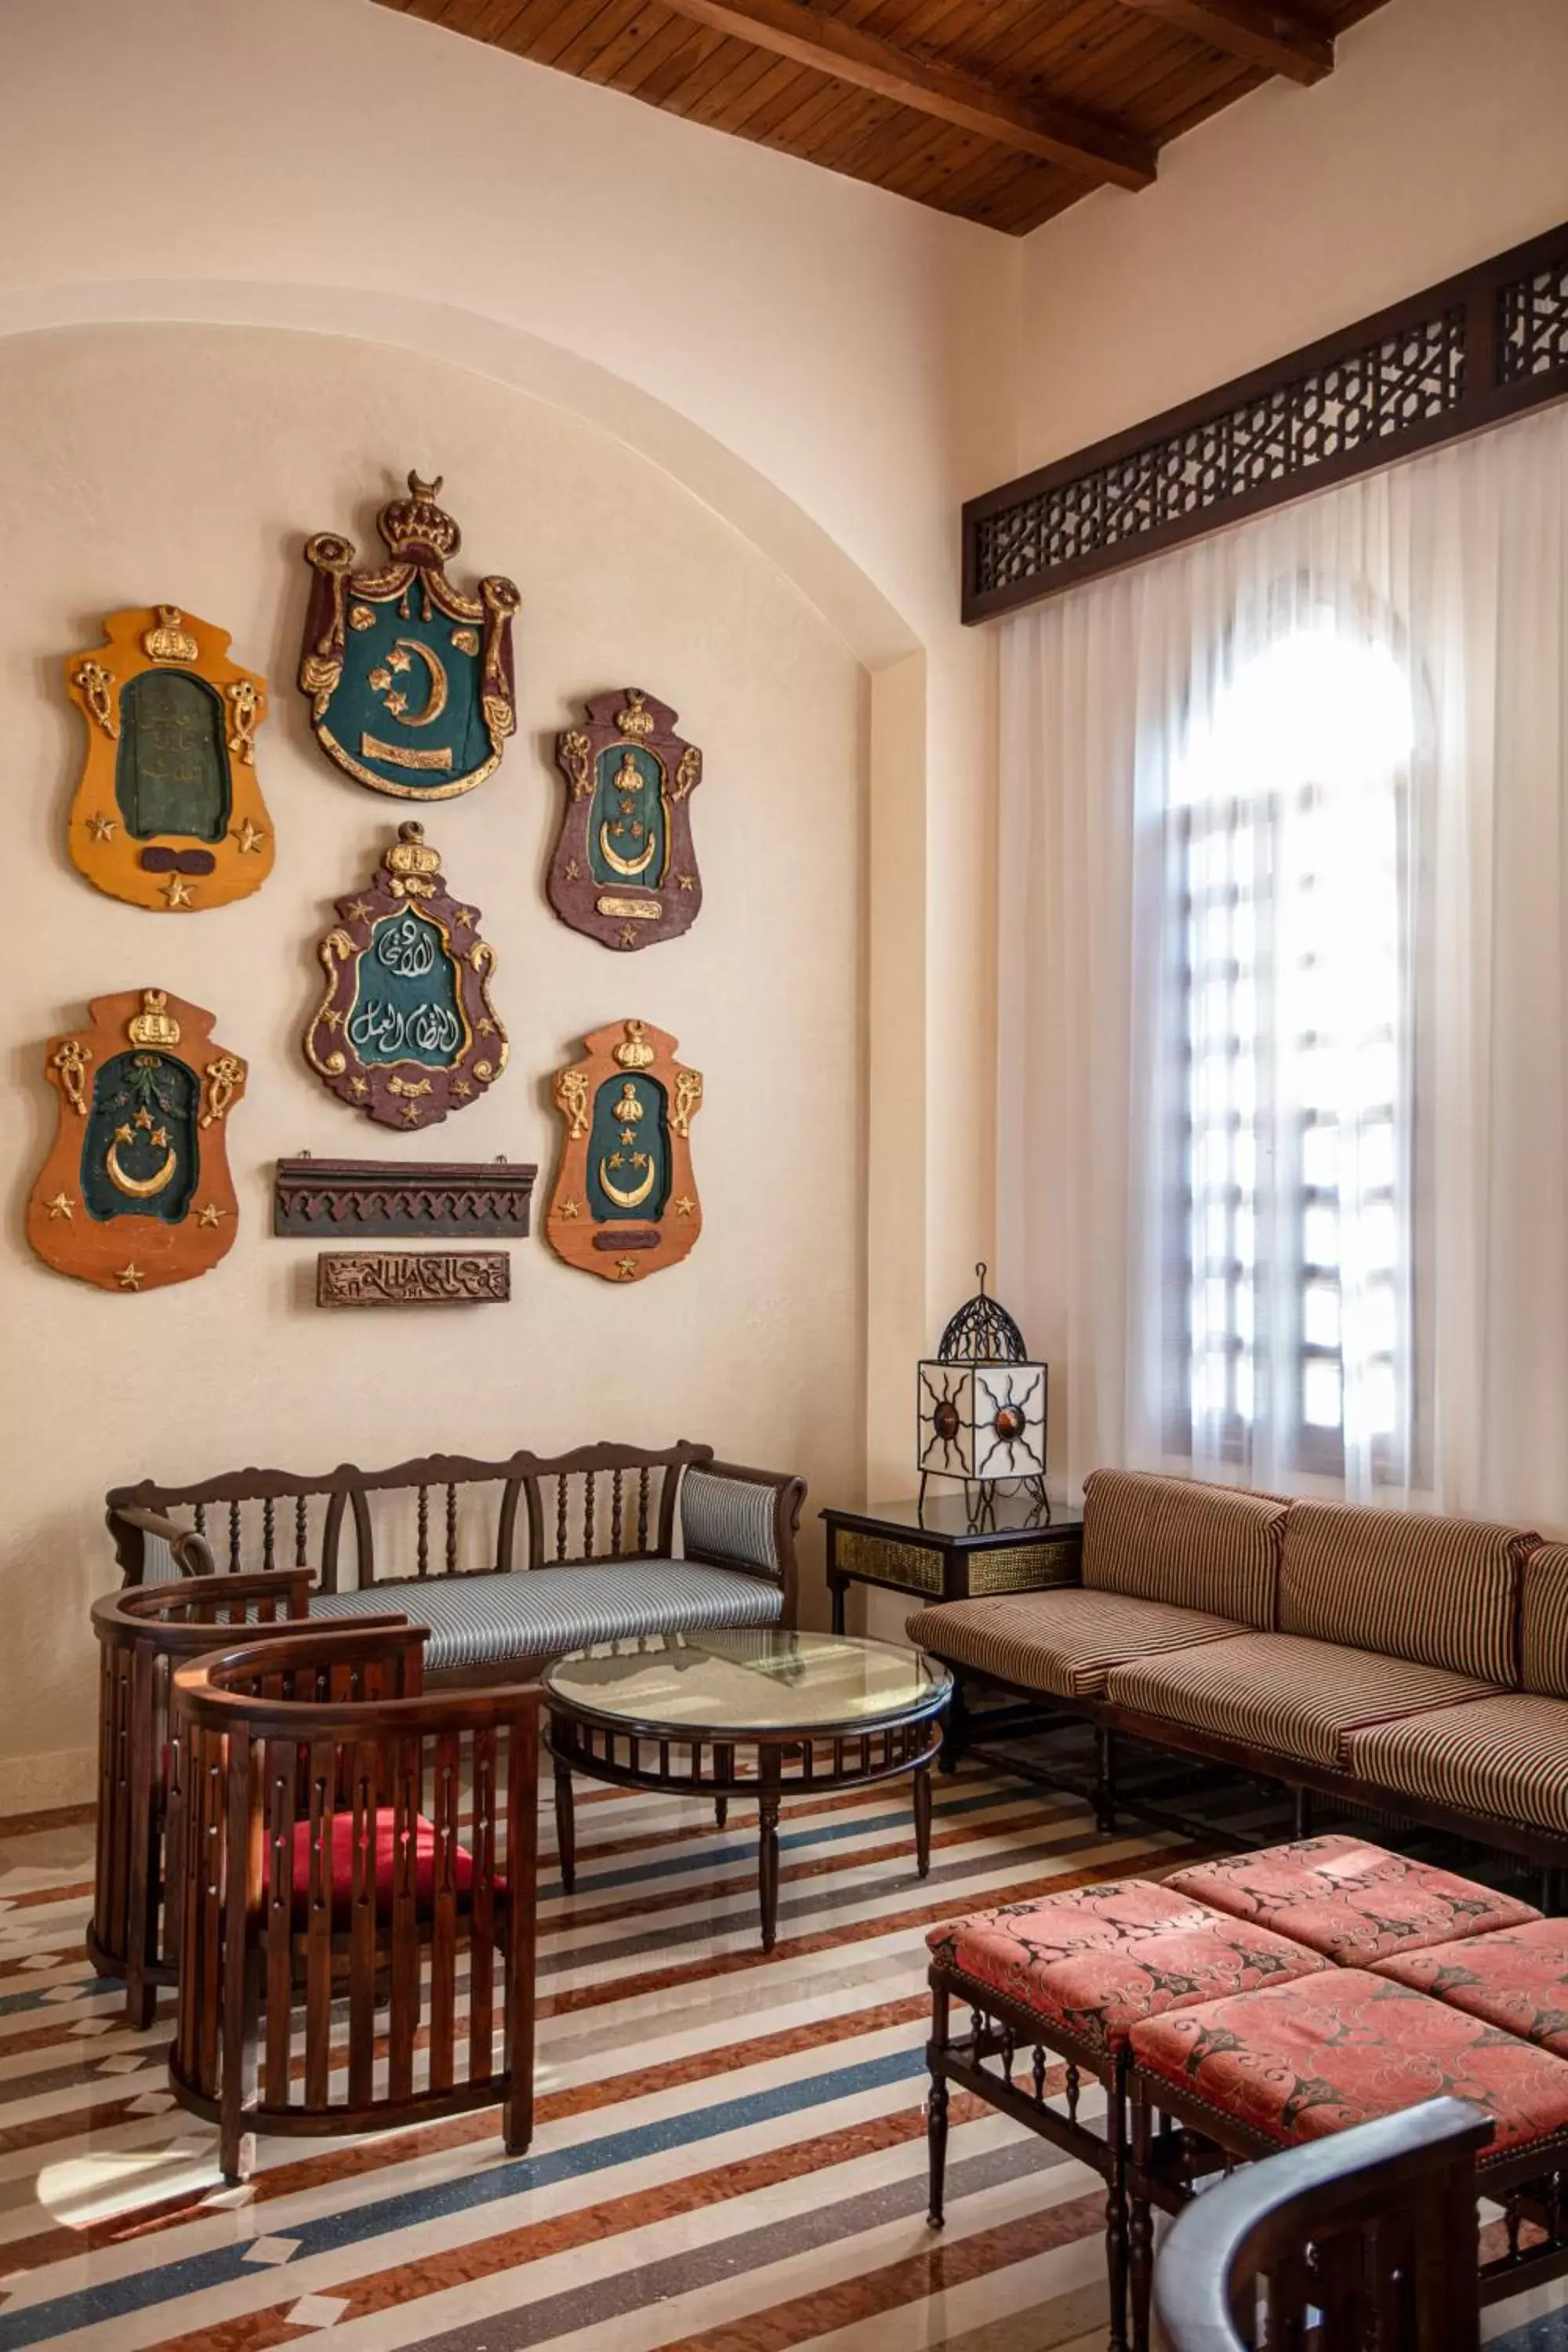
[
  {"x1": 1166, "y1": 1835, "x2": 1538, "y2": 1963},
  {"x1": 310, "y1": 1559, "x2": 782, "y2": 1674},
  {"x1": 1347, "y1": 1693, "x2": 1568, "y2": 1840},
  {"x1": 927, "y1": 1886, "x2": 1329, "y2": 2056},
  {"x1": 1104, "y1": 1632, "x2": 1499, "y2": 1770},
  {"x1": 1371, "y1": 1920, "x2": 1568, "y2": 2055},
  {"x1": 1277, "y1": 1500, "x2": 1530, "y2": 1685},
  {"x1": 905, "y1": 1588, "x2": 1246, "y2": 1701},
  {"x1": 1081, "y1": 1470, "x2": 1284, "y2": 1630},
  {"x1": 1522, "y1": 1541, "x2": 1568, "y2": 1699},
  {"x1": 1127, "y1": 1971, "x2": 1568, "y2": 2157}
]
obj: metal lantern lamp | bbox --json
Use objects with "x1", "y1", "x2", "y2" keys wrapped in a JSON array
[{"x1": 916, "y1": 1263, "x2": 1049, "y2": 1529}]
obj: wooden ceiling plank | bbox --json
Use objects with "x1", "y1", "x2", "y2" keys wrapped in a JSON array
[
  {"x1": 644, "y1": 0, "x2": 1157, "y2": 185},
  {"x1": 658, "y1": 24, "x2": 793, "y2": 113},
  {"x1": 718, "y1": 55, "x2": 837, "y2": 136},
  {"x1": 1113, "y1": 0, "x2": 1333, "y2": 83},
  {"x1": 686, "y1": 42, "x2": 802, "y2": 127},
  {"x1": 616, "y1": 13, "x2": 731, "y2": 97},
  {"x1": 485, "y1": 0, "x2": 615, "y2": 61},
  {"x1": 552, "y1": 0, "x2": 662, "y2": 76}
]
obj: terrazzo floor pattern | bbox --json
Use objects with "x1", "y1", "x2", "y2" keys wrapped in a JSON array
[{"x1": 0, "y1": 1762, "x2": 1564, "y2": 2352}]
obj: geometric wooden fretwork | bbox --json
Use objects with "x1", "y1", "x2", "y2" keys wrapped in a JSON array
[
  {"x1": 274, "y1": 1156, "x2": 535, "y2": 1237},
  {"x1": 964, "y1": 217, "x2": 1568, "y2": 622}
]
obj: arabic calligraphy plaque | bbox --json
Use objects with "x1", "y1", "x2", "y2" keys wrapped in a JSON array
[
  {"x1": 549, "y1": 689, "x2": 703, "y2": 951},
  {"x1": 299, "y1": 472, "x2": 518, "y2": 799},
  {"x1": 316, "y1": 1251, "x2": 511, "y2": 1307},
  {"x1": 546, "y1": 1018, "x2": 702, "y2": 1283},
  {"x1": 65, "y1": 607, "x2": 273, "y2": 911},
  {"x1": 27, "y1": 989, "x2": 246, "y2": 1293},
  {"x1": 303, "y1": 823, "x2": 506, "y2": 1130}
]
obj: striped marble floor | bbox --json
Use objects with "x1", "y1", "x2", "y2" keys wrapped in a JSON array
[{"x1": 0, "y1": 1763, "x2": 1564, "y2": 2352}]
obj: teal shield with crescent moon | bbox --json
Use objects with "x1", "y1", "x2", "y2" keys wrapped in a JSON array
[
  {"x1": 321, "y1": 593, "x2": 493, "y2": 797},
  {"x1": 589, "y1": 743, "x2": 667, "y2": 890},
  {"x1": 81, "y1": 1051, "x2": 198, "y2": 1225},
  {"x1": 587, "y1": 1070, "x2": 670, "y2": 1223},
  {"x1": 347, "y1": 909, "x2": 468, "y2": 1069}
]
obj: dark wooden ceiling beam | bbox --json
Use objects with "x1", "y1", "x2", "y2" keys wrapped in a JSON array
[
  {"x1": 1114, "y1": 1, "x2": 1334, "y2": 85},
  {"x1": 646, "y1": 0, "x2": 1158, "y2": 187}
]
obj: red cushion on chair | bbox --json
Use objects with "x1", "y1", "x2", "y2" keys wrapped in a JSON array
[
  {"x1": 1165, "y1": 1835, "x2": 1538, "y2": 1963},
  {"x1": 1371, "y1": 1918, "x2": 1568, "y2": 2056},
  {"x1": 1128, "y1": 1970, "x2": 1568, "y2": 2156},
  {"x1": 289, "y1": 1809, "x2": 477, "y2": 1929},
  {"x1": 928, "y1": 1882, "x2": 1330, "y2": 2056}
]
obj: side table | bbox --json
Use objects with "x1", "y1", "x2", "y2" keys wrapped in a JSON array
[{"x1": 822, "y1": 1493, "x2": 1084, "y2": 1636}]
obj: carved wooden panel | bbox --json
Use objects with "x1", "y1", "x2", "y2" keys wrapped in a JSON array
[
  {"x1": 549, "y1": 688, "x2": 702, "y2": 950},
  {"x1": 964, "y1": 219, "x2": 1568, "y2": 619},
  {"x1": 545, "y1": 1018, "x2": 702, "y2": 1282},
  {"x1": 303, "y1": 823, "x2": 506, "y2": 1130},
  {"x1": 66, "y1": 607, "x2": 273, "y2": 911},
  {"x1": 299, "y1": 471, "x2": 517, "y2": 799},
  {"x1": 316, "y1": 1251, "x2": 510, "y2": 1307},
  {"x1": 28, "y1": 989, "x2": 246, "y2": 1293},
  {"x1": 274, "y1": 1156, "x2": 535, "y2": 1237}
]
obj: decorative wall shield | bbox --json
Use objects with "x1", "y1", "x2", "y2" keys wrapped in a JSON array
[
  {"x1": 65, "y1": 607, "x2": 273, "y2": 911},
  {"x1": 303, "y1": 823, "x2": 506, "y2": 1131},
  {"x1": 550, "y1": 689, "x2": 702, "y2": 950},
  {"x1": 27, "y1": 989, "x2": 246, "y2": 1292},
  {"x1": 546, "y1": 1018, "x2": 702, "y2": 1282},
  {"x1": 299, "y1": 471, "x2": 519, "y2": 799}
]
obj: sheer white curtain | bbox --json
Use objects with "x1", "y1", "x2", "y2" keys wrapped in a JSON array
[{"x1": 996, "y1": 404, "x2": 1568, "y2": 1524}]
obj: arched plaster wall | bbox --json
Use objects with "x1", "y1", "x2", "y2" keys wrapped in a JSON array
[
  {"x1": 0, "y1": 0, "x2": 1025, "y2": 1793},
  {"x1": 0, "y1": 318, "x2": 876, "y2": 1805}
]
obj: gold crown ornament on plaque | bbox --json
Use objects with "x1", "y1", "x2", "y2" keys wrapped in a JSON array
[
  {"x1": 546, "y1": 1019, "x2": 702, "y2": 1282},
  {"x1": 303, "y1": 824, "x2": 506, "y2": 1130},
  {"x1": 299, "y1": 471, "x2": 519, "y2": 800},
  {"x1": 27, "y1": 989, "x2": 247, "y2": 1293},
  {"x1": 64, "y1": 607, "x2": 274, "y2": 912}
]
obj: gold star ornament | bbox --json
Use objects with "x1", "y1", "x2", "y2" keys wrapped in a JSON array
[
  {"x1": 116, "y1": 1263, "x2": 145, "y2": 1290},
  {"x1": 85, "y1": 811, "x2": 118, "y2": 842},
  {"x1": 44, "y1": 1191, "x2": 74, "y2": 1220},
  {"x1": 195, "y1": 1203, "x2": 227, "y2": 1229},
  {"x1": 162, "y1": 873, "x2": 195, "y2": 909},
  {"x1": 230, "y1": 817, "x2": 267, "y2": 854}
]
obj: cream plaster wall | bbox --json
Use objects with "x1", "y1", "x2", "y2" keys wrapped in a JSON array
[
  {"x1": 0, "y1": 0, "x2": 1023, "y2": 1523},
  {"x1": 0, "y1": 0, "x2": 1031, "y2": 1800},
  {"x1": 0, "y1": 323, "x2": 866, "y2": 1805},
  {"x1": 1013, "y1": 0, "x2": 1568, "y2": 472}
]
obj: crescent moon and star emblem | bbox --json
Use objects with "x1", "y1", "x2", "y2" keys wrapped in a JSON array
[
  {"x1": 599, "y1": 1153, "x2": 656, "y2": 1210},
  {"x1": 106, "y1": 1116, "x2": 177, "y2": 1200},
  {"x1": 598, "y1": 822, "x2": 659, "y2": 877},
  {"x1": 368, "y1": 637, "x2": 449, "y2": 728}
]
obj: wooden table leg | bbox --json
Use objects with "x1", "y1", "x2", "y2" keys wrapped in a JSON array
[
  {"x1": 757, "y1": 1748, "x2": 782, "y2": 1951},
  {"x1": 913, "y1": 1758, "x2": 933, "y2": 1878},
  {"x1": 553, "y1": 1754, "x2": 576, "y2": 1895}
]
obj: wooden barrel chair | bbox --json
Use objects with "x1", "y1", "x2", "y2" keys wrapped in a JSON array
[
  {"x1": 165, "y1": 1620, "x2": 540, "y2": 2181},
  {"x1": 89, "y1": 1566, "x2": 319, "y2": 2027}
]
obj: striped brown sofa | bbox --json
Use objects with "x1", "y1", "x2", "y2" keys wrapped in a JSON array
[{"x1": 907, "y1": 1469, "x2": 1568, "y2": 1886}]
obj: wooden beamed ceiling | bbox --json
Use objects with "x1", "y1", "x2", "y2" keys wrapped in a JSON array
[{"x1": 376, "y1": 0, "x2": 1395, "y2": 234}]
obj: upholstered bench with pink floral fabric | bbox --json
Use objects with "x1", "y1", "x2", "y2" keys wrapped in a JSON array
[
  {"x1": 925, "y1": 1838, "x2": 1544, "y2": 2352},
  {"x1": 908, "y1": 1468, "x2": 1568, "y2": 1881},
  {"x1": 1123, "y1": 1965, "x2": 1568, "y2": 2350}
]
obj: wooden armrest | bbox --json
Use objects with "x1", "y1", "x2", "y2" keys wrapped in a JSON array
[{"x1": 106, "y1": 1504, "x2": 217, "y2": 1585}]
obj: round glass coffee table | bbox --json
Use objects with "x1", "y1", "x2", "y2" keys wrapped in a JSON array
[{"x1": 542, "y1": 1629, "x2": 953, "y2": 1951}]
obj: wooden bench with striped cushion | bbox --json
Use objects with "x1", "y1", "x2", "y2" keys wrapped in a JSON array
[{"x1": 107, "y1": 1441, "x2": 805, "y2": 1681}]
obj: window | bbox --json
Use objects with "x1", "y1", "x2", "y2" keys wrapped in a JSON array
[{"x1": 1165, "y1": 613, "x2": 1415, "y2": 1483}]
